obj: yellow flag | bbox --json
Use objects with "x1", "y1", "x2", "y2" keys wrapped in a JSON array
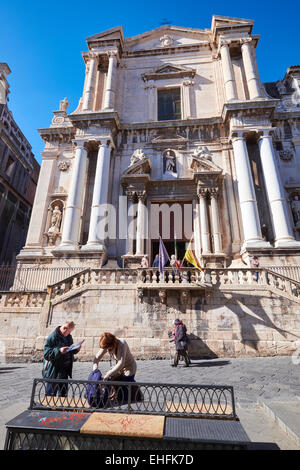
[{"x1": 183, "y1": 240, "x2": 203, "y2": 271}]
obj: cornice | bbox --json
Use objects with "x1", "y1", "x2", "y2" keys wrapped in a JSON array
[
  {"x1": 221, "y1": 99, "x2": 279, "y2": 122},
  {"x1": 122, "y1": 42, "x2": 211, "y2": 59},
  {"x1": 69, "y1": 110, "x2": 120, "y2": 129}
]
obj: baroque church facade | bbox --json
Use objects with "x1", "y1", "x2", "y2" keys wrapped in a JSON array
[{"x1": 3, "y1": 15, "x2": 300, "y2": 360}]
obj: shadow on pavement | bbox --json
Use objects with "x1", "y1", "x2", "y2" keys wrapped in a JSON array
[
  {"x1": 177, "y1": 360, "x2": 231, "y2": 368},
  {"x1": 0, "y1": 367, "x2": 24, "y2": 374}
]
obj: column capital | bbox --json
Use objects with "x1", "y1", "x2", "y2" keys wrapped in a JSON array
[
  {"x1": 197, "y1": 187, "x2": 208, "y2": 198},
  {"x1": 182, "y1": 79, "x2": 195, "y2": 87},
  {"x1": 256, "y1": 128, "x2": 275, "y2": 140},
  {"x1": 208, "y1": 187, "x2": 219, "y2": 197},
  {"x1": 240, "y1": 37, "x2": 253, "y2": 46},
  {"x1": 136, "y1": 189, "x2": 147, "y2": 202},
  {"x1": 107, "y1": 50, "x2": 119, "y2": 64},
  {"x1": 229, "y1": 130, "x2": 246, "y2": 143},
  {"x1": 72, "y1": 139, "x2": 88, "y2": 150}
]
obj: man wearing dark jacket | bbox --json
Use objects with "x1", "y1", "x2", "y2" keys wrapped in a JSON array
[{"x1": 42, "y1": 320, "x2": 81, "y2": 396}]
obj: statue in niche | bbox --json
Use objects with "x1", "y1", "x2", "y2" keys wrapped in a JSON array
[
  {"x1": 129, "y1": 148, "x2": 145, "y2": 166},
  {"x1": 291, "y1": 196, "x2": 300, "y2": 227},
  {"x1": 163, "y1": 149, "x2": 177, "y2": 174},
  {"x1": 193, "y1": 145, "x2": 212, "y2": 161},
  {"x1": 48, "y1": 205, "x2": 62, "y2": 234}
]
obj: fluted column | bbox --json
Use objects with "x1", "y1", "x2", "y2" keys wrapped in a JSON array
[
  {"x1": 82, "y1": 54, "x2": 98, "y2": 111},
  {"x1": 258, "y1": 130, "x2": 300, "y2": 247},
  {"x1": 231, "y1": 132, "x2": 269, "y2": 248},
  {"x1": 57, "y1": 141, "x2": 88, "y2": 250},
  {"x1": 198, "y1": 189, "x2": 211, "y2": 254},
  {"x1": 135, "y1": 190, "x2": 147, "y2": 255},
  {"x1": 240, "y1": 38, "x2": 262, "y2": 100},
  {"x1": 82, "y1": 139, "x2": 112, "y2": 251},
  {"x1": 103, "y1": 51, "x2": 118, "y2": 110},
  {"x1": 210, "y1": 188, "x2": 222, "y2": 253},
  {"x1": 220, "y1": 40, "x2": 238, "y2": 102}
]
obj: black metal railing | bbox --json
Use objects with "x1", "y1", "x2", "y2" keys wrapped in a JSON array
[{"x1": 30, "y1": 378, "x2": 237, "y2": 420}]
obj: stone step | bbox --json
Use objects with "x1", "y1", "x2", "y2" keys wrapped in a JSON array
[{"x1": 258, "y1": 400, "x2": 300, "y2": 448}]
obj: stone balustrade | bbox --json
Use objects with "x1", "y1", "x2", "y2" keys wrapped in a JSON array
[{"x1": 1, "y1": 267, "x2": 300, "y2": 308}]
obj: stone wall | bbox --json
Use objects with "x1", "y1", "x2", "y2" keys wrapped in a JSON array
[{"x1": 1, "y1": 284, "x2": 299, "y2": 362}]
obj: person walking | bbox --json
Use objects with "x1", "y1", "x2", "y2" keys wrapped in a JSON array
[
  {"x1": 172, "y1": 319, "x2": 190, "y2": 367},
  {"x1": 42, "y1": 320, "x2": 81, "y2": 396}
]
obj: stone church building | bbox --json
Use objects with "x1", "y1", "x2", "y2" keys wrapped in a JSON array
[{"x1": 1, "y1": 15, "x2": 300, "y2": 361}]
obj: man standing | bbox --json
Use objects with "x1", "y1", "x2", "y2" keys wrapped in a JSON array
[{"x1": 42, "y1": 320, "x2": 81, "y2": 396}]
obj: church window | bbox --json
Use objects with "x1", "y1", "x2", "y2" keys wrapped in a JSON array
[{"x1": 157, "y1": 88, "x2": 181, "y2": 121}]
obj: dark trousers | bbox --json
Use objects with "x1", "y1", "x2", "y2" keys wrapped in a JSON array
[{"x1": 46, "y1": 372, "x2": 69, "y2": 397}]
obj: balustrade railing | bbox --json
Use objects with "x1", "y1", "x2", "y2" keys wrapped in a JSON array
[{"x1": 1, "y1": 265, "x2": 300, "y2": 305}]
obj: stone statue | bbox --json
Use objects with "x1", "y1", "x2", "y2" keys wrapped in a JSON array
[
  {"x1": 164, "y1": 150, "x2": 177, "y2": 173},
  {"x1": 291, "y1": 196, "x2": 300, "y2": 227},
  {"x1": 130, "y1": 148, "x2": 145, "y2": 166},
  {"x1": 48, "y1": 206, "x2": 62, "y2": 233},
  {"x1": 59, "y1": 97, "x2": 69, "y2": 113},
  {"x1": 193, "y1": 145, "x2": 212, "y2": 161}
]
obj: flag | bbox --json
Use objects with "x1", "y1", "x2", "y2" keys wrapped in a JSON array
[
  {"x1": 174, "y1": 232, "x2": 177, "y2": 260},
  {"x1": 159, "y1": 237, "x2": 169, "y2": 276},
  {"x1": 183, "y1": 238, "x2": 203, "y2": 271}
]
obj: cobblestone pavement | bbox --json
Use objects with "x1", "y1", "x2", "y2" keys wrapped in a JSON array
[{"x1": 0, "y1": 356, "x2": 299, "y2": 449}]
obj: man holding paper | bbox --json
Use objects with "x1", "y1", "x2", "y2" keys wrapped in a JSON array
[{"x1": 42, "y1": 320, "x2": 82, "y2": 396}]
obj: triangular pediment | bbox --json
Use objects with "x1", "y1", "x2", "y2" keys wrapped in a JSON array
[
  {"x1": 125, "y1": 25, "x2": 210, "y2": 53},
  {"x1": 142, "y1": 63, "x2": 195, "y2": 82}
]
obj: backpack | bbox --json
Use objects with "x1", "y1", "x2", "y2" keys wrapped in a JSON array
[{"x1": 85, "y1": 369, "x2": 109, "y2": 408}]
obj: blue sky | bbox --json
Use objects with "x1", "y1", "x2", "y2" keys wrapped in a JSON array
[{"x1": 1, "y1": 0, "x2": 299, "y2": 164}]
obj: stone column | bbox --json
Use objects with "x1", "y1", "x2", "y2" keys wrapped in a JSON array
[
  {"x1": 193, "y1": 196, "x2": 202, "y2": 260},
  {"x1": 182, "y1": 80, "x2": 194, "y2": 119},
  {"x1": 82, "y1": 54, "x2": 98, "y2": 111},
  {"x1": 57, "y1": 141, "x2": 88, "y2": 250},
  {"x1": 135, "y1": 191, "x2": 147, "y2": 255},
  {"x1": 231, "y1": 132, "x2": 269, "y2": 248},
  {"x1": 82, "y1": 139, "x2": 112, "y2": 251},
  {"x1": 126, "y1": 192, "x2": 136, "y2": 254},
  {"x1": 103, "y1": 51, "x2": 118, "y2": 110},
  {"x1": 258, "y1": 130, "x2": 300, "y2": 247},
  {"x1": 220, "y1": 40, "x2": 238, "y2": 102},
  {"x1": 198, "y1": 189, "x2": 211, "y2": 254},
  {"x1": 240, "y1": 38, "x2": 262, "y2": 100},
  {"x1": 210, "y1": 188, "x2": 222, "y2": 253}
]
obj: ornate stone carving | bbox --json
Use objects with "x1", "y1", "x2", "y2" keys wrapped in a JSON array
[
  {"x1": 192, "y1": 146, "x2": 212, "y2": 161},
  {"x1": 58, "y1": 161, "x2": 70, "y2": 171},
  {"x1": 279, "y1": 149, "x2": 294, "y2": 161},
  {"x1": 239, "y1": 37, "x2": 253, "y2": 45},
  {"x1": 182, "y1": 79, "x2": 195, "y2": 87},
  {"x1": 130, "y1": 148, "x2": 145, "y2": 166},
  {"x1": 160, "y1": 34, "x2": 174, "y2": 47},
  {"x1": 158, "y1": 289, "x2": 167, "y2": 304}
]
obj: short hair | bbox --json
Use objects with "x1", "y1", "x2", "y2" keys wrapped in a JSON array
[
  {"x1": 64, "y1": 320, "x2": 75, "y2": 329},
  {"x1": 99, "y1": 332, "x2": 118, "y2": 350}
]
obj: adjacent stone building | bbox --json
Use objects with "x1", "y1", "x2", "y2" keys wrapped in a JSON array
[
  {"x1": 2, "y1": 16, "x2": 300, "y2": 361},
  {"x1": 0, "y1": 63, "x2": 40, "y2": 268}
]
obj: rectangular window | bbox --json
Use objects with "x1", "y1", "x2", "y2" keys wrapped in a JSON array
[{"x1": 157, "y1": 88, "x2": 181, "y2": 121}]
